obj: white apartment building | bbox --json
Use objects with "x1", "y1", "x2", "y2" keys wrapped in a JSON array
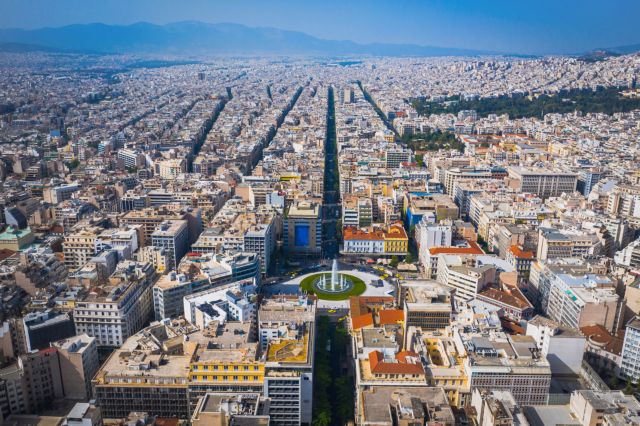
[
  {"x1": 507, "y1": 166, "x2": 578, "y2": 199},
  {"x1": 73, "y1": 261, "x2": 156, "y2": 347},
  {"x1": 620, "y1": 317, "x2": 640, "y2": 382},
  {"x1": 183, "y1": 278, "x2": 257, "y2": 329},
  {"x1": 63, "y1": 227, "x2": 99, "y2": 271},
  {"x1": 243, "y1": 222, "x2": 276, "y2": 274},
  {"x1": 151, "y1": 220, "x2": 189, "y2": 271},
  {"x1": 436, "y1": 254, "x2": 497, "y2": 302},
  {"x1": 153, "y1": 252, "x2": 261, "y2": 320},
  {"x1": 416, "y1": 220, "x2": 452, "y2": 266}
]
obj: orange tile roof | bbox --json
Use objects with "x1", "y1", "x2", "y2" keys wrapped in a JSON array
[
  {"x1": 378, "y1": 309, "x2": 404, "y2": 325},
  {"x1": 352, "y1": 313, "x2": 374, "y2": 330},
  {"x1": 501, "y1": 318, "x2": 526, "y2": 335},
  {"x1": 349, "y1": 296, "x2": 394, "y2": 317},
  {"x1": 429, "y1": 240, "x2": 484, "y2": 256},
  {"x1": 580, "y1": 324, "x2": 624, "y2": 356},
  {"x1": 477, "y1": 285, "x2": 533, "y2": 310},
  {"x1": 395, "y1": 350, "x2": 420, "y2": 363},
  {"x1": 368, "y1": 350, "x2": 424, "y2": 375},
  {"x1": 343, "y1": 226, "x2": 385, "y2": 241},
  {"x1": 509, "y1": 245, "x2": 535, "y2": 259},
  {"x1": 0, "y1": 249, "x2": 15, "y2": 261}
]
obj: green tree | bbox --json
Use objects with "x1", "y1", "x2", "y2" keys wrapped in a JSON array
[
  {"x1": 389, "y1": 255, "x2": 399, "y2": 268},
  {"x1": 405, "y1": 252, "x2": 414, "y2": 264},
  {"x1": 313, "y1": 411, "x2": 331, "y2": 426},
  {"x1": 335, "y1": 376, "x2": 354, "y2": 420},
  {"x1": 625, "y1": 380, "x2": 634, "y2": 395},
  {"x1": 609, "y1": 375, "x2": 619, "y2": 389}
]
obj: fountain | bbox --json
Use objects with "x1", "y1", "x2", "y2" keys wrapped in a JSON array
[
  {"x1": 318, "y1": 259, "x2": 347, "y2": 292},
  {"x1": 299, "y1": 258, "x2": 366, "y2": 300}
]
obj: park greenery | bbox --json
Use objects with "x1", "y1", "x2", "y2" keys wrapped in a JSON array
[
  {"x1": 401, "y1": 129, "x2": 464, "y2": 153},
  {"x1": 299, "y1": 273, "x2": 366, "y2": 300},
  {"x1": 313, "y1": 316, "x2": 354, "y2": 426},
  {"x1": 410, "y1": 86, "x2": 640, "y2": 119}
]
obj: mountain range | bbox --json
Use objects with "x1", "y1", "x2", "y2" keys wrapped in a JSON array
[
  {"x1": 0, "y1": 21, "x2": 499, "y2": 57},
  {"x1": 0, "y1": 21, "x2": 638, "y2": 58}
]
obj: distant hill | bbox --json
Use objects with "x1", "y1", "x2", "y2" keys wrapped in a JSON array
[
  {"x1": 607, "y1": 44, "x2": 640, "y2": 55},
  {"x1": 0, "y1": 21, "x2": 497, "y2": 57},
  {"x1": 579, "y1": 44, "x2": 640, "y2": 59},
  {"x1": 578, "y1": 49, "x2": 621, "y2": 62}
]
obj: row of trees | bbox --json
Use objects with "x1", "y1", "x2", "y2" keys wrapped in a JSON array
[
  {"x1": 313, "y1": 316, "x2": 354, "y2": 425},
  {"x1": 411, "y1": 86, "x2": 640, "y2": 119}
]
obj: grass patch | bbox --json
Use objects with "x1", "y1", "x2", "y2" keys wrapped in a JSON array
[{"x1": 300, "y1": 273, "x2": 366, "y2": 300}]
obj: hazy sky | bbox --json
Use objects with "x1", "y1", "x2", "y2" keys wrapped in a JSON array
[{"x1": 2, "y1": 0, "x2": 639, "y2": 54}]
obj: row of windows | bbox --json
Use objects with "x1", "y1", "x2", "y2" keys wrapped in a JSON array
[
  {"x1": 192, "y1": 364, "x2": 260, "y2": 372},
  {"x1": 193, "y1": 375, "x2": 260, "y2": 382}
]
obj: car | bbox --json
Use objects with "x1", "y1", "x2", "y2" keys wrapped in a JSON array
[{"x1": 328, "y1": 309, "x2": 336, "y2": 313}]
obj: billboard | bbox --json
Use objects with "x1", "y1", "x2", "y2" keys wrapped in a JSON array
[{"x1": 294, "y1": 224, "x2": 310, "y2": 247}]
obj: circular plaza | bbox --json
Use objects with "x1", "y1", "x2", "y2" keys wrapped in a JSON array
[{"x1": 263, "y1": 261, "x2": 395, "y2": 308}]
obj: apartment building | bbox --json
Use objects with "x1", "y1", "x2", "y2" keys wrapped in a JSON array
[
  {"x1": 357, "y1": 386, "x2": 455, "y2": 425},
  {"x1": 530, "y1": 259, "x2": 623, "y2": 333},
  {"x1": 119, "y1": 206, "x2": 202, "y2": 246},
  {"x1": 259, "y1": 297, "x2": 315, "y2": 425},
  {"x1": 51, "y1": 334, "x2": 100, "y2": 400},
  {"x1": 151, "y1": 220, "x2": 189, "y2": 271},
  {"x1": 136, "y1": 245, "x2": 169, "y2": 273},
  {"x1": 399, "y1": 281, "x2": 452, "y2": 331},
  {"x1": 92, "y1": 320, "x2": 196, "y2": 418},
  {"x1": 341, "y1": 196, "x2": 373, "y2": 228},
  {"x1": 0, "y1": 348, "x2": 70, "y2": 417},
  {"x1": 157, "y1": 158, "x2": 186, "y2": 180},
  {"x1": 243, "y1": 222, "x2": 276, "y2": 274},
  {"x1": 462, "y1": 332, "x2": 552, "y2": 406},
  {"x1": 384, "y1": 148, "x2": 412, "y2": 169},
  {"x1": 537, "y1": 227, "x2": 602, "y2": 261},
  {"x1": 153, "y1": 252, "x2": 260, "y2": 320},
  {"x1": 73, "y1": 261, "x2": 156, "y2": 347},
  {"x1": 117, "y1": 148, "x2": 145, "y2": 169},
  {"x1": 507, "y1": 166, "x2": 578, "y2": 198},
  {"x1": 620, "y1": 317, "x2": 640, "y2": 382},
  {"x1": 443, "y1": 167, "x2": 492, "y2": 195},
  {"x1": 63, "y1": 227, "x2": 100, "y2": 271},
  {"x1": 436, "y1": 254, "x2": 499, "y2": 302},
  {"x1": 406, "y1": 327, "x2": 470, "y2": 407},
  {"x1": 183, "y1": 279, "x2": 257, "y2": 329}
]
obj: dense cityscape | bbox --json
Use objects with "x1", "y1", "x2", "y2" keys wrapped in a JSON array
[{"x1": 2, "y1": 12, "x2": 640, "y2": 426}]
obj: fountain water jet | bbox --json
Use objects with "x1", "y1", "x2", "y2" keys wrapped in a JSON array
[{"x1": 318, "y1": 259, "x2": 346, "y2": 292}]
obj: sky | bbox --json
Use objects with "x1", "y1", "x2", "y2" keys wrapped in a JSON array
[{"x1": 2, "y1": 0, "x2": 639, "y2": 55}]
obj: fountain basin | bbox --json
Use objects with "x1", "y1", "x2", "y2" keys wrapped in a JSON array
[{"x1": 299, "y1": 272, "x2": 366, "y2": 300}]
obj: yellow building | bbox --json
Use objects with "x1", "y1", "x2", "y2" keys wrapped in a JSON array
[
  {"x1": 187, "y1": 322, "x2": 265, "y2": 408},
  {"x1": 279, "y1": 173, "x2": 301, "y2": 182},
  {"x1": 189, "y1": 350, "x2": 264, "y2": 385},
  {"x1": 383, "y1": 223, "x2": 408, "y2": 255},
  {"x1": 422, "y1": 335, "x2": 470, "y2": 407}
]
